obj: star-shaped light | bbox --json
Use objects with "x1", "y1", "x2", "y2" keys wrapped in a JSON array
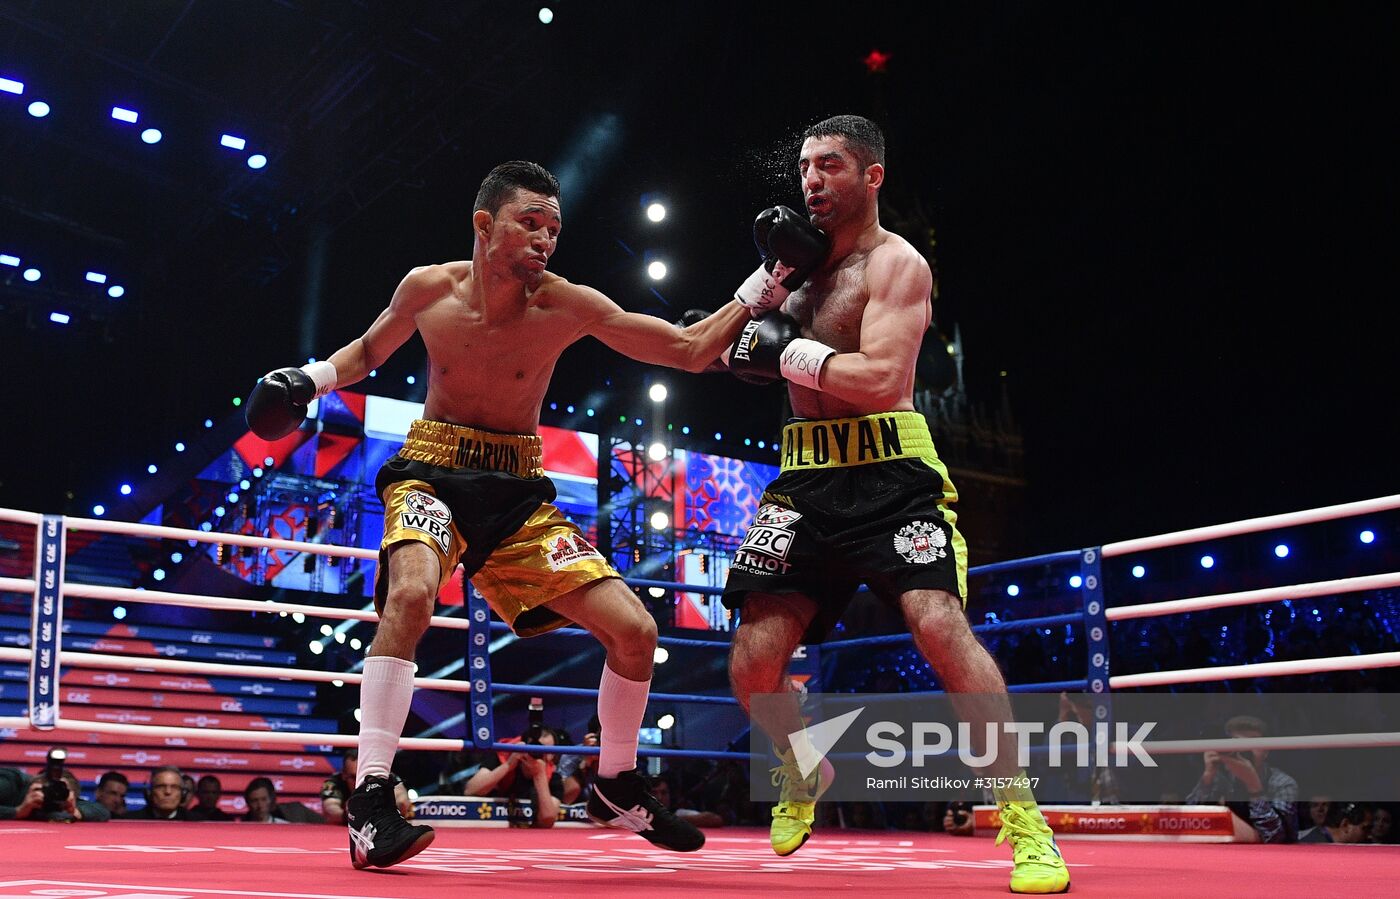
[{"x1": 863, "y1": 49, "x2": 891, "y2": 73}]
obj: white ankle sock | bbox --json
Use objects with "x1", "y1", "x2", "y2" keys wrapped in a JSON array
[
  {"x1": 596, "y1": 663, "x2": 650, "y2": 779},
  {"x1": 356, "y1": 655, "x2": 417, "y2": 786}
]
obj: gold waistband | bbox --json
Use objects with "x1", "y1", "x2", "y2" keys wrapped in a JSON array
[
  {"x1": 399, "y1": 419, "x2": 544, "y2": 479},
  {"x1": 780, "y1": 411, "x2": 936, "y2": 471}
]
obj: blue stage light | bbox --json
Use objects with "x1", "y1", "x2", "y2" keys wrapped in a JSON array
[
  {"x1": 170, "y1": 552, "x2": 183, "y2": 564},
  {"x1": 1006, "y1": 584, "x2": 1021, "y2": 597},
  {"x1": 239, "y1": 480, "x2": 250, "y2": 490},
  {"x1": 204, "y1": 419, "x2": 213, "y2": 428},
  {"x1": 199, "y1": 522, "x2": 212, "y2": 532},
  {"x1": 758, "y1": 441, "x2": 766, "y2": 449},
  {"x1": 23, "y1": 268, "x2": 40, "y2": 282},
  {"x1": 0, "y1": 77, "x2": 22, "y2": 94},
  {"x1": 1274, "y1": 544, "x2": 1290, "y2": 559},
  {"x1": 108, "y1": 284, "x2": 123, "y2": 297},
  {"x1": 634, "y1": 418, "x2": 643, "y2": 426},
  {"x1": 714, "y1": 432, "x2": 722, "y2": 441},
  {"x1": 27, "y1": 101, "x2": 49, "y2": 118},
  {"x1": 247, "y1": 154, "x2": 267, "y2": 169},
  {"x1": 141, "y1": 128, "x2": 162, "y2": 144},
  {"x1": 86, "y1": 271, "x2": 108, "y2": 283},
  {"x1": 539, "y1": 8, "x2": 554, "y2": 24},
  {"x1": 227, "y1": 493, "x2": 239, "y2": 503},
  {"x1": 92, "y1": 504, "x2": 105, "y2": 516},
  {"x1": 1069, "y1": 575, "x2": 1083, "y2": 588},
  {"x1": 368, "y1": 369, "x2": 377, "y2": 378},
  {"x1": 120, "y1": 484, "x2": 132, "y2": 496},
  {"x1": 549, "y1": 402, "x2": 557, "y2": 410},
  {"x1": 49, "y1": 312, "x2": 69, "y2": 324},
  {"x1": 214, "y1": 506, "x2": 226, "y2": 517},
  {"x1": 175, "y1": 442, "x2": 185, "y2": 452},
  {"x1": 1132, "y1": 565, "x2": 1146, "y2": 578},
  {"x1": 220, "y1": 134, "x2": 247, "y2": 150},
  {"x1": 1360, "y1": 530, "x2": 1375, "y2": 544},
  {"x1": 1200, "y1": 554, "x2": 1215, "y2": 569},
  {"x1": 586, "y1": 408, "x2": 595, "y2": 417},
  {"x1": 0, "y1": 254, "x2": 18, "y2": 266},
  {"x1": 153, "y1": 569, "x2": 166, "y2": 581},
  {"x1": 744, "y1": 438, "x2": 752, "y2": 446},
  {"x1": 113, "y1": 606, "x2": 127, "y2": 620},
  {"x1": 111, "y1": 106, "x2": 138, "y2": 123},
  {"x1": 566, "y1": 405, "x2": 575, "y2": 413},
  {"x1": 406, "y1": 375, "x2": 415, "y2": 385},
  {"x1": 147, "y1": 464, "x2": 157, "y2": 474},
  {"x1": 681, "y1": 426, "x2": 690, "y2": 435}
]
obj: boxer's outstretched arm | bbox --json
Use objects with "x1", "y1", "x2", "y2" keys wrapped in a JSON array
[
  {"x1": 813, "y1": 244, "x2": 932, "y2": 407},
  {"x1": 577, "y1": 285, "x2": 751, "y2": 372},
  {"x1": 325, "y1": 266, "x2": 442, "y2": 386}
]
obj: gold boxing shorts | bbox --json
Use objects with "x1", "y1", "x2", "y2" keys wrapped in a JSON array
[{"x1": 373, "y1": 419, "x2": 620, "y2": 637}]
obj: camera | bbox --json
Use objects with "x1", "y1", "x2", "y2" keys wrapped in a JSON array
[
  {"x1": 41, "y1": 747, "x2": 72, "y2": 818},
  {"x1": 524, "y1": 696, "x2": 545, "y2": 745}
]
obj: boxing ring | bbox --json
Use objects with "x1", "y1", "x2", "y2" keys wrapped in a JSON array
[{"x1": 2, "y1": 495, "x2": 1399, "y2": 894}]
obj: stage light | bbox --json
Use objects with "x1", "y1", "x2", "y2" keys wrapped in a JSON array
[
  {"x1": 538, "y1": 7, "x2": 553, "y2": 24},
  {"x1": 120, "y1": 484, "x2": 132, "y2": 496},
  {"x1": 113, "y1": 606, "x2": 127, "y2": 620},
  {"x1": 48, "y1": 311, "x2": 69, "y2": 324},
  {"x1": 549, "y1": 402, "x2": 558, "y2": 410},
  {"x1": 368, "y1": 369, "x2": 377, "y2": 378},
  {"x1": 1360, "y1": 530, "x2": 1375, "y2": 544},
  {"x1": 648, "y1": 587, "x2": 666, "y2": 598},
  {"x1": 1132, "y1": 565, "x2": 1146, "y2": 578},
  {"x1": 649, "y1": 383, "x2": 668, "y2": 403},
  {"x1": 292, "y1": 612, "x2": 305, "y2": 624},
  {"x1": 654, "y1": 647, "x2": 670, "y2": 664},
  {"x1": 0, "y1": 254, "x2": 18, "y2": 266},
  {"x1": 566, "y1": 404, "x2": 575, "y2": 413},
  {"x1": 252, "y1": 468, "x2": 264, "y2": 478},
  {"x1": 227, "y1": 493, "x2": 239, "y2": 503},
  {"x1": 334, "y1": 632, "x2": 346, "y2": 644},
  {"x1": 176, "y1": 442, "x2": 186, "y2": 452},
  {"x1": 1274, "y1": 544, "x2": 1290, "y2": 558},
  {"x1": 0, "y1": 77, "x2": 22, "y2": 94},
  {"x1": 744, "y1": 438, "x2": 752, "y2": 446},
  {"x1": 141, "y1": 128, "x2": 162, "y2": 144},
  {"x1": 586, "y1": 408, "x2": 595, "y2": 417},
  {"x1": 758, "y1": 441, "x2": 766, "y2": 449},
  {"x1": 647, "y1": 442, "x2": 668, "y2": 462},
  {"x1": 153, "y1": 569, "x2": 166, "y2": 581},
  {"x1": 681, "y1": 426, "x2": 690, "y2": 435},
  {"x1": 646, "y1": 202, "x2": 666, "y2": 222},
  {"x1": 108, "y1": 285, "x2": 125, "y2": 298},
  {"x1": 350, "y1": 638, "x2": 362, "y2": 650},
  {"x1": 332, "y1": 679, "x2": 344, "y2": 687},
  {"x1": 26, "y1": 100, "x2": 48, "y2": 118},
  {"x1": 111, "y1": 106, "x2": 138, "y2": 123},
  {"x1": 199, "y1": 522, "x2": 212, "y2": 531},
  {"x1": 1069, "y1": 575, "x2": 1083, "y2": 588},
  {"x1": 170, "y1": 552, "x2": 183, "y2": 563},
  {"x1": 263, "y1": 456, "x2": 274, "y2": 466},
  {"x1": 214, "y1": 506, "x2": 226, "y2": 517},
  {"x1": 714, "y1": 432, "x2": 722, "y2": 441},
  {"x1": 353, "y1": 708, "x2": 362, "y2": 723},
  {"x1": 657, "y1": 713, "x2": 675, "y2": 730},
  {"x1": 85, "y1": 271, "x2": 107, "y2": 284},
  {"x1": 634, "y1": 418, "x2": 643, "y2": 426},
  {"x1": 247, "y1": 154, "x2": 267, "y2": 169},
  {"x1": 647, "y1": 260, "x2": 668, "y2": 280},
  {"x1": 148, "y1": 465, "x2": 157, "y2": 474},
  {"x1": 23, "y1": 268, "x2": 40, "y2": 282},
  {"x1": 92, "y1": 504, "x2": 105, "y2": 516},
  {"x1": 1200, "y1": 554, "x2": 1215, "y2": 569},
  {"x1": 406, "y1": 375, "x2": 416, "y2": 385},
  {"x1": 204, "y1": 419, "x2": 213, "y2": 428},
  {"x1": 220, "y1": 134, "x2": 247, "y2": 150},
  {"x1": 650, "y1": 510, "x2": 670, "y2": 531},
  {"x1": 309, "y1": 641, "x2": 324, "y2": 655},
  {"x1": 1006, "y1": 584, "x2": 1020, "y2": 597}
]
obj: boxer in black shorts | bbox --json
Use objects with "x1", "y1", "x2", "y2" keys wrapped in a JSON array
[{"x1": 719, "y1": 116, "x2": 1069, "y2": 893}]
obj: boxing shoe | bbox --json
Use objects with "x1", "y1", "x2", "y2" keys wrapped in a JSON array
[
  {"x1": 346, "y1": 775, "x2": 434, "y2": 869},
  {"x1": 768, "y1": 747, "x2": 834, "y2": 856},
  {"x1": 587, "y1": 769, "x2": 705, "y2": 852},
  {"x1": 995, "y1": 801, "x2": 1071, "y2": 894}
]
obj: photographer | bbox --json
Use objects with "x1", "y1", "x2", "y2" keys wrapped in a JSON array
[
  {"x1": 462, "y1": 726, "x2": 563, "y2": 828},
  {"x1": 0, "y1": 761, "x2": 105, "y2": 822},
  {"x1": 1185, "y1": 715, "x2": 1298, "y2": 843}
]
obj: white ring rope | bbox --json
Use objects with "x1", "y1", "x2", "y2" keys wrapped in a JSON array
[
  {"x1": 63, "y1": 514, "x2": 377, "y2": 560},
  {"x1": 40, "y1": 718, "x2": 463, "y2": 752},
  {"x1": 1101, "y1": 493, "x2": 1400, "y2": 557},
  {"x1": 1106, "y1": 572, "x2": 1400, "y2": 621},
  {"x1": 1109, "y1": 651, "x2": 1400, "y2": 689},
  {"x1": 1124, "y1": 732, "x2": 1400, "y2": 754}
]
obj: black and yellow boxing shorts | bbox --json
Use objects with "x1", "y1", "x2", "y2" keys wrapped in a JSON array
[
  {"x1": 721, "y1": 410, "x2": 968, "y2": 644},
  {"x1": 373, "y1": 419, "x2": 619, "y2": 637}
]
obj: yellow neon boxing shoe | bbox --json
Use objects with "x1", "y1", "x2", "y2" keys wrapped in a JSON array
[
  {"x1": 995, "y1": 801, "x2": 1071, "y2": 894},
  {"x1": 768, "y1": 749, "x2": 834, "y2": 856}
]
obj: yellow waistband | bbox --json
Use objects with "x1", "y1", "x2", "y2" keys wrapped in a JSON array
[
  {"x1": 780, "y1": 411, "x2": 936, "y2": 471},
  {"x1": 399, "y1": 419, "x2": 544, "y2": 479}
]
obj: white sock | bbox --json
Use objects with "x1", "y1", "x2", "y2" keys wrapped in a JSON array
[
  {"x1": 596, "y1": 663, "x2": 650, "y2": 779},
  {"x1": 356, "y1": 655, "x2": 417, "y2": 786}
]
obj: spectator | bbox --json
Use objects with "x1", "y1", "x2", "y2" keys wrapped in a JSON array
[
  {"x1": 61, "y1": 771, "x2": 111, "y2": 822},
  {"x1": 1, "y1": 767, "x2": 28, "y2": 819},
  {"x1": 1299, "y1": 802, "x2": 1374, "y2": 843},
  {"x1": 188, "y1": 775, "x2": 234, "y2": 821},
  {"x1": 94, "y1": 771, "x2": 129, "y2": 817},
  {"x1": 462, "y1": 730, "x2": 562, "y2": 828},
  {"x1": 321, "y1": 750, "x2": 412, "y2": 825},
  {"x1": 558, "y1": 728, "x2": 599, "y2": 805},
  {"x1": 648, "y1": 774, "x2": 723, "y2": 828},
  {"x1": 942, "y1": 800, "x2": 976, "y2": 836},
  {"x1": 1304, "y1": 796, "x2": 1331, "y2": 832},
  {"x1": 1370, "y1": 805, "x2": 1394, "y2": 844},
  {"x1": 1185, "y1": 715, "x2": 1297, "y2": 843},
  {"x1": 181, "y1": 773, "x2": 199, "y2": 812},
  {"x1": 242, "y1": 776, "x2": 324, "y2": 823},
  {"x1": 122, "y1": 766, "x2": 191, "y2": 820}
]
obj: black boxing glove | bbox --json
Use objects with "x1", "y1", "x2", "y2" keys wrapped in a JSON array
[
  {"x1": 732, "y1": 206, "x2": 830, "y2": 316},
  {"x1": 722, "y1": 312, "x2": 836, "y2": 389},
  {"x1": 245, "y1": 361, "x2": 337, "y2": 440}
]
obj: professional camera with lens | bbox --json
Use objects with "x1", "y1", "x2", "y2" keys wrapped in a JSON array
[{"x1": 41, "y1": 747, "x2": 71, "y2": 816}]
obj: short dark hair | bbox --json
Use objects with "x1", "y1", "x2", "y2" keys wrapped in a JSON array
[
  {"x1": 197, "y1": 775, "x2": 222, "y2": 790},
  {"x1": 473, "y1": 160, "x2": 560, "y2": 215},
  {"x1": 1225, "y1": 715, "x2": 1268, "y2": 736},
  {"x1": 244, "y1": 776, "x2": 276, "y2": 799},
  {"x1": 98, "y1": 771, "x2": 129, "y2": 789},
  {"x1": 802, "y1": 115, "x2": 886, "y2": 168}
]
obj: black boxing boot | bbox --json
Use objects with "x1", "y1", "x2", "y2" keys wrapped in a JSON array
[{"x1": 346, "y1": 775, "x2": 434, "y2": 869}]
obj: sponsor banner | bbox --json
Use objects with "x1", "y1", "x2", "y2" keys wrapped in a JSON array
[
  {"x1": 412, "y1": 794, "x2": 593, "y2": 827},
  {"x1": 750, "y1": 692, "x2": 1400, "y2": 802},
  {"x1": 29, "y1": 515, "x2": 65, "y2": 729},
  {"x1": 973, "y1": 805, "x2": 1236, "y2": 841}
]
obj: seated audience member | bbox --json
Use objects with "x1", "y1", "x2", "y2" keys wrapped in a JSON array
[
  {"x1": 94, "y1": 771, "x2": 129, "y2": 817},
  {"x1": 648, "y1": 774, "x2": 723, "y2": 828},
  {"x1": 1184, "y1": 715, "x2": 1297, "y2": 843},
  {"x1": 123, "y1": 766, "x2": 191, "y2": 820},
  {"x1": 462, "y1": 729, "x2": 562, "y2": 828},
  {"x1": 1370, "y1": 805, "x2": 1395, "y2": 844},
  {"x1": 243, "y1": 777, "x2": 324, "y2": 823},
  {"x1": 943, "y1": 800, "x2": 976, "y2": 836},
  {"x1": 320, "y1": 749, "x2": 413, "y2": 824},
  {"x1": 558, "y1": 728, "x2": 599, "y2": 804},
  {"x1": 1298, "y1": 802, "x2": 1374, "y2": 843},
  {"x1": 188, "y1": 775, "x2": 234, "y2": 821}
]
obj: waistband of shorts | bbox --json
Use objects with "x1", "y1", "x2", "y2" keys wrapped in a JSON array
[
  {"x1": 398, "y1": 419, "x2": 544, "y2": 479},
  {"x1": 780, "y1": 411, "x2": 936, "y2": 472}
]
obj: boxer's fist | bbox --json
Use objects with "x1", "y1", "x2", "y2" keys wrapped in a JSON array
[
  {"x1": 675, "y1": 308, "x2": 731, "y2": 374},
  {"x1": 733, "y1": 206, "x2": 830, "y2": 315},
  {"x1": 723, "y1": 312, "x2": 836, "y2": 390},
  {"x1": 245, "y1": 363, "x2": 335, "y2": 440}
]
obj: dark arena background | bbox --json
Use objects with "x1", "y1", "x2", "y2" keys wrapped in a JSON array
[{"x1": 1, "y1": 3, "x2": 1397, "y2": 896}]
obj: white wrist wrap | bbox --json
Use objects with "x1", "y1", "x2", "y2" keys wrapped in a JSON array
[
  {"x1": 300, "y1": 360, "x2": 338, "y2": 399},
  {"x1": 779, "y1": 338, "x2": 836, "y2": 390},
  {"x1": 734, "y1": 265, "x2": 789, "y2": 315}
]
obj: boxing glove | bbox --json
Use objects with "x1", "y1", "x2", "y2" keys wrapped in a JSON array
[
  {"x1": 732, "y1": 206, "x2": 830, "y2": 315},
  {"x1": 723, "y1": 312, "x2": 836, "y2": 390},
  {"x1": 245, "y1": 361, "x2": 337, "y2": 440}
]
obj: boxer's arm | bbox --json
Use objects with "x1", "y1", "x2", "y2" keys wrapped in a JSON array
[
  {"x1": 575, "y1": 285, "x2": 751, "y2": 372},
  {"x1": 812, "y1": 245, "x2": 932, "y2": 407},
  {"x1": 323, "y1": 266, "x2": 442, "y2": 386}
]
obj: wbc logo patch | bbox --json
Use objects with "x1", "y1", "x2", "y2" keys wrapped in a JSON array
[
  {"x1": 401, "y1": 491, "x2": 453, "y2": 554},
  {"x1": 893, "y1": 520, "x2": 947, "y2": 564}
]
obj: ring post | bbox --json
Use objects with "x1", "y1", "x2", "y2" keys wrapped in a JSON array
[
  {"x1": 466, "y1": 582, "x2": 496, "y2": 750},
  {"x1": 30, "y1": 515, "x2": 66, "y2": 729}
]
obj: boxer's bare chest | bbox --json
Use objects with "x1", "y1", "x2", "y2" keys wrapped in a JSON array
[{"x1": 785, "y1": 252, "x2": 870, "y2": 353}]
